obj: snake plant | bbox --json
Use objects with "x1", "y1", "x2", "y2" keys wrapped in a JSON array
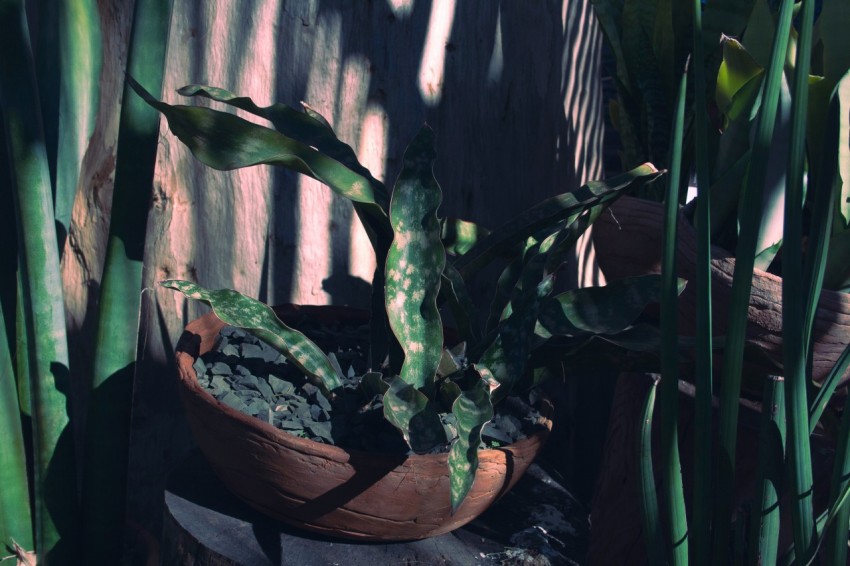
[{"x1": 136, "y1": 80, "x2": 668, "y2": 510}]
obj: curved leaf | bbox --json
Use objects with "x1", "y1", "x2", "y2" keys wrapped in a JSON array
[
  {"x1": 161, "y1": 280, "x2": 341, "y2": 393},
  {"x1": 384, "y1": 125, "x2": 445, "y2": 394},
  {"x1": 382, "y1": 376, "x2": 446, "y2": 454},
  {"x1": 538, "y1": 274, "x2": 681, "y2": 337},
  {"x1": 175, "y1": 84, "x2": 388, "y2": 207},
  {"x1": 453, "y1": 163, "x2": 663, "y2": 277},
  {"x1": 449, "y1": 380, "x2": 493, "y2": 512}
]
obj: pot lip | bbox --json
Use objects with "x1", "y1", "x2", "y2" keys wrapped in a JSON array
[{"x1": 175, "y1": 304, "x2": 553, "y2": 465}]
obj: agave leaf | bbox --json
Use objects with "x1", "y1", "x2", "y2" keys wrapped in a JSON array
[
  {"x1": 441, "y1": 217, "x2": 490, "y2": 256},
  {"x1": 538, "y1": 275, "x2": 681, "y2": 337},
  {"x1": 449, "y1": 379, "x2": 493, "y2": 512},
  {"x1": 382, "y1": 376, "x2": 446, "y2": 453},
  {"x1": 161, "y1": 280, "x2": 342, "y2": 393},
  {"x1": 384, "y1": 125, "x2": 445, "y2": 394},
  {"x1": 452, "y1": 163, "x2": 663, "y2": 277},
  {"x1": 175, "y1": 84, "x2": 388, "y2": 207}
]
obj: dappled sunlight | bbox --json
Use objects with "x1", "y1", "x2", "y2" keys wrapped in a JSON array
[
  {"x1": 350, "y1": 102, "x2": 389, "y2": 283},
  {"x1": 487, "y1": 10, "x2": 504, "y2": 85},
  {"x1": 387, "y1": 0, "x2": 414, "y2": 18},
  {"x1": 418, "y1": 0, "x2": 457, "y2": 106}
]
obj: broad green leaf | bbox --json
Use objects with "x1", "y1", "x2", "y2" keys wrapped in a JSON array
[
  {"x1": 175, "y1": 84, "x2": 388, "y2": 207},
  {"x1": 129, "y1": 77, "x2": 393, "y2": 255},
  {"x1": 382, "y1": 376, "x2": 446, "y2": 454},
  {"x1": 449, "y1": 380, "x2": 493, "y2": 512},
  {"x1": 716, "y1": 37, "x2": 764, "y2": 120},
  {"x1": 161, "y1": 280, "x2": 342, "y2": 393},
  {"x1": 441, "y1": 217, "x2": 490, "y2": 256},
  {"x1": 453, "y1": 163, "x2": 663, "y2": 277},
  {"x1": 538, "y1": 275, "x2": 680, "y2": 337},
  {"x1": 131, "y1": 78, "x2": 379, "y2": 205},
  {"x1": 384, "y1": 125, "x2": 445, "y2": 394}
]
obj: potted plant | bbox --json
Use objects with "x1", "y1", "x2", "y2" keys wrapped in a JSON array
[{"x1": 128, "y1": 78, "x2": 670, "y2": 540}]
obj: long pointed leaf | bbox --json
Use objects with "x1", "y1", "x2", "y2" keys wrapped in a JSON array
[
  {"x1": 161, "y1": 280, "x2": 341, "y2": 393},
  {"x1": 0, "y1": 299, "x2": 32, "y2": 551},
  {"x1": 691, "y1": 1, "x2": 715, "y2": 562},
  {"x1": 82, "y1": 1, "x2": 173, "y2": 562},
  {"x1": 175, "y1": 84, "x2": 388, "y2": 207},
  {"x1": 453, "y1": 164, "x2": 663, "y2": 277},
  {"x1": 782, "y1": 0, "x2": 816, "y2": 560},
  {"x1": 660, "y1": 60, "x2": 689, "y2": 565},
  {"x1": 748, "y1": 375, "x2": 785, "y2": 566},
  {"x1": 713, "y1": 1, "x2": 795, "y2": 560},
  {"x1": 638, "y1": 375, "x2": 665, "y2": 566},
  {"x1": 384, "y1": 125, "x2": 444, "y2": 394},
  {"x1": 449, "y1": 379, "x2": 493, "y2": 513},
  {"x1": 129, "y1": 78, "x2": 392, "y2": 253},
  {"x1": 0, "y1": 0, "x2": 78, "y2": 560}
]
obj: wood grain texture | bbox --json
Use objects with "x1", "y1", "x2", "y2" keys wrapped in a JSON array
[{"x1": 593, "y1": 196, "x2": 850, "y2": 386}]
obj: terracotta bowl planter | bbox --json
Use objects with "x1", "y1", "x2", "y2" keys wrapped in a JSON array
[{"x1": 174, "y1": 304, "x2": 552, "y2": 541}]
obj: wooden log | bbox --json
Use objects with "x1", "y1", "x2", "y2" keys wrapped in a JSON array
[{"x1": 592, "y1": 196, "x2": 850, "y2": 387}]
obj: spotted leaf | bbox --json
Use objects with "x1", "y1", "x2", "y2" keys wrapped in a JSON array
[
  {"x1": 384, "y1": 125, "x2": 446, "y2": 394},
  {"x1": 161, "y1": 280, "x2": 342, "y2": 393},
  {"x1": 449, "y1": 379, "x2": 494, "y2": 513},
  {"x1": 382, "y1": 376, "x2": 446, "y2": 454}
]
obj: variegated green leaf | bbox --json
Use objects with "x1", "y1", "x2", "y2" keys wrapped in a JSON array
[
  {"x1": 161, "y1": 280, "x2": 341, "y2": 393},
  {"x1": 452, "y1": 163, "x2": 663, "y2": 277},
  {"x1": 477, "y1": 273, "x2": 554, "y2": 402},
  {"x1": 538, "y1": 275, "x2": 682, "y2": 336},
  {"x1": 382, "y1": 376, "x2": 446, "y2": 453},
  {"x1": 384, "y1": 125, "x2": 445, "y2": 394},
  {"x1": 175, "y1": 84, "x2": 388, "y2": 207},
  {"x1": 449, "y1": 380, "x2": 494, "y2": 513}
]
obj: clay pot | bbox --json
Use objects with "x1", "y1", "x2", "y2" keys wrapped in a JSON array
[{"x1": 174, "y1": 304, "x2": 552, "y2": 541}]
